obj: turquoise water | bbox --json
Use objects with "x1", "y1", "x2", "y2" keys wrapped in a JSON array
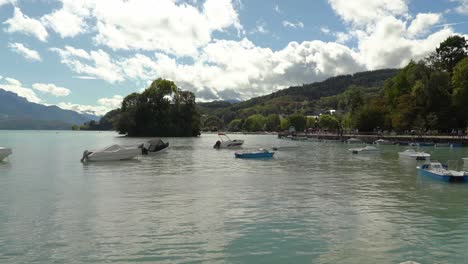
[{"x1": 1, "y1": 131, "x2": 468, "y2": 263}]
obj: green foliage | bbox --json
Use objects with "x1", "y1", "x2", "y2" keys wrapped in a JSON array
[
  {"x1": 353, "y1": 103, "x2": 385, "y2": 132},
  {"x1": 318, "y1": 114, "x2": 340, "y2": 131},
  {"x1": 280, "y1": 116, "x2": 289, "y2": 131},
  {"x1": 243, "y1": 114, "x2": 267, "y2": 132},
  {"x1": 428, "y1": 35, "x2": 468, "y2": 72},
  {"x1": 203, "y1": 115, "x2": 223, "y2": 131},
  {"x1": 228, "y1": 119, "x2": 243, "y2": 132},
  {"x1": 288, "y1": 113, "x2": 306, "y2": 131},
  {"x1": 265, "y1": 114, "x2": 280, "y2": 131},
  {"x1": 452, "y1": 57, "x2": 468, "y2": 127},
  {"x1": 306, "y1": 116, "x2": 318, "y2": 128},
  {"x1": 115, "y1": 79, "x2": 200, "y2": 137}
]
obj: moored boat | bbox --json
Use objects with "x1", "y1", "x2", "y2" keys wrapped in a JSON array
[
  {"x1": 374, "y1": 139, "x2": 393, "y2": 145},
  {"x1": 235, "y1": 149, "x2": 274, "y2": 159},
  {"x1": 349, "y1": 145, "x2": 378, "y2": 154},
  {"x1": 398, "y1": 149, "x2": 430, "y2": 161},
  {"x1": 417, "y1": 162, "x2": 468, "y2": 182},
  {"x1": 140, "y1": 138, "x2": 169, "y2": 155},
  {"x1": 214, "y1": 133, "x2": 244, "y2": 149},
  {"x1": 0, "y1": 147, "x2": 12, "y2": 161},
  {"x1": 347, "y1": 138, "x2": 363, "y2": 144},
  {"x1": 81, "y1": 144, "x2": 141, "y2": 162}
]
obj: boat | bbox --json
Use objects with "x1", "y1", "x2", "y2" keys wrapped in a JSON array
[
  {"x1": 398, "y1": 149, "x2": 431, "y2": 160},
  {"x1": 417, "y1": 162, "x2": 468, "y2": 182},
  {"x1": 81, "y1": 144, "x2": 141, "y2": 162},
  {"x1": 409, "y1": 142, "x2": 435, "y2": 147},
  {"x1": 235, "y1": 149, "x2": 274, "y2": 159},
  {"x1": 213, "y1": 133, "x2": 244, "y2": 149},
  {"x1": 140, "y1": 138, "x2": 169, "y2": 155},
  {"x1": 374, "y1": 139, "x2": 393, "y2": 145},
  {"x1": 349, "y1": 145, "x2": 378, "y2": 154},
  {"x1": 0, "y1": 147, "x2": 12, "y2": 161},
  {"x1": 347, "y1": 138, "x2": 363, "y2": 144}
]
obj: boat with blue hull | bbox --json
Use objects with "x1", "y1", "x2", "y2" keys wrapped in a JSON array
[
  {"x1": 417, "y1": 162, "x2": 468, "y2": 182},
  {"x1": 235, "y1": 149, "x2": 274, "y2": 159}
]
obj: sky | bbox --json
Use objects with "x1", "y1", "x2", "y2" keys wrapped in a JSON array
[{"x1": 0, "y1": 0, "x2": 468, "y2": 116}]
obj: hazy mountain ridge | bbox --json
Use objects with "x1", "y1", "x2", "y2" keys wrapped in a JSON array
[{"x1": 0, "y1": 89, "x2": 99, "y2": 130}]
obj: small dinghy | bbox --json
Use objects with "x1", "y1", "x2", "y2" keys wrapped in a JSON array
[
  {"x1": 235, "y1": 149, "x2": 274, "y2": 159},
  {"x1": 81, "y1": 144, "x2": 141, "y2": 162},
  {"x1": 398, "y1": 149, "x2": 430, "y2": 161},
  {"x1": 140, "y1": 138, "x2": 169, "y2": 155},
  {"x1": 0, "y1": 147, "x2": 12, "y2": 161},
  {"x1": 417, "y1": 162, "x2": 468, "y2": 182},
  {"x1": 349, "y1": 145, "x2": 378, "y2": 154}
]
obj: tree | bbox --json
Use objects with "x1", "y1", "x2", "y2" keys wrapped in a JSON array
[
  {"x1": 318, "y1": 114, "x2": 340, "y2": 131},
  {"x1": 228, "y1": 119, "x2": 243, "y2": 132},
  {"x1": 288, "y1": 113, "x2": 306, "y2": 131},
  {"x1": 279, "y1": 116, "x2": 289, "y2": 131},
  {"x1": 265, "y1": 114, "x2": 280, "y2": 131},
  {"x1": 243, "y1": 114, "x2": 266, "y2": 131},
  {"x1": 452, "y1": 57, "x2": 468, "y2": 127},
  {"x1": 115, "y1": 79, "x2": 200, "y2": 137},
  {"x1": 353, "y1": 104, "x2": 385, "y2": 132},
  {"x1": 427, "y1": 35, "x2": 468, "y2": 73}
]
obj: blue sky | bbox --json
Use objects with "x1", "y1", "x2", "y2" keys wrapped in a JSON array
[{"x1": 0, "y1": 0, "x2": 468, "y2": 115}]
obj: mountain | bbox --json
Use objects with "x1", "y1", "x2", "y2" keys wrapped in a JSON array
[
  {"x1": 0, "y1": 89, "x2": 99, "y2": 130},
  {"x1": 197, "y1": 69, "x2": 399, "y2": 126}
]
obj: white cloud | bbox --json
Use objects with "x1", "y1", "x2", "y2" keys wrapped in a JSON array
[
  {"x1": 356, "y1": 16, "x2": 454, "y2": 69},
  {"x1": 57, "y1": 102, "x2": 108, "y2": 116},
  {"x1": 0, "y1": 0, "x2": 15, "y2": 7},
  {"x1": 3, "y1": 7, "x2": 48, "y2": 42},
  {"x1": 336, "y1": 32, "x2": 351, "y2": 43},
  {"x1": 8, "y1": 42, "x2": 42, "y2": 62},
  {"x1": 89, "y1": 0, "x2": 241, "y2": 57},
  {"x1": 50, "y1": 46, "x2": 124, "y2": 83},
  {"x1": 57, "y1": 95, "x2": 123, "y2": 115},
  {"x1": 97, "y1": 95, "x2": 123, "y2": 109},
  {"x1": 321, "y1": 27, "x2": 331, "y2": 34},
  {"x1": 453, "y1": 0, "x2": 468, "y2": 14},
  {"x1": 328, "y1": 0, "x2": 408, "y2": 26},
  {"x1": 41, "y1": 0, "x2": 91, "y2": 38},
  {"x1": 32, "y1": 83, "x2": 71, "y2": 97},
  {"x1": 407, "y1": 13, "x2": 442, "y2": 37},
  {"x1": 282, "y1": 20, "x2": 304, "y2": 29},
  {"x1": 251, "y1": 20, "x2": 268, "y2": 34},
  {"x1": 0, "y1": 77, "x2": 42, "y2": 103},
  {"x1": 274, "y1": 4, "x2": 281, "y2": 14}
]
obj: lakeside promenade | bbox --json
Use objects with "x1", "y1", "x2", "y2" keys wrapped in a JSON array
[{"x1": 278, "y1": 132, "x2": 468, "y2": 145}]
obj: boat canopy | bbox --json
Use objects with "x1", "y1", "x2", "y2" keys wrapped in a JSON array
[{"x1": 145, "y1": 138, "x2": 168, "y2": 152}]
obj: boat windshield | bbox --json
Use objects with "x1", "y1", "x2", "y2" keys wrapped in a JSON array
[
  {"x1": 101, "y1": 145, "x2": 121, "y2": 152},
  {"x1": 218, "y1": 133, "x2": 232, "y2": 141}
]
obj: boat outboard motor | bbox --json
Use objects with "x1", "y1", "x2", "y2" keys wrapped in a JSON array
[
  {"x1": 213, "y1": 140, "x2": 221, "y2": 149},
  {"x1": 80, "y1": 150, "x2": 91, "y2": 162}
]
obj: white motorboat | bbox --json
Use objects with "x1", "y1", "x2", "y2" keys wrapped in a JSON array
[
  {"x1": 349, "y1": 145, "x2": 378, "y2": 154},
  {"x1": 398, "y1": 149, "x2": 430, "y2": 161},
  {"x1": 81, "y1": 144, "x2": 141, "y2": 162},
  {"x1": 0, "y1": 147, "x2": 12, "y2": 161},
  {"x1": 213, "y1": 133, "x2": 244, "y2": 149},
  {"x1": 374, "y1": 139, "x2": 394, "y2": 145},
  {"x1": 347, "y1": 138, "x2": 363, "y2": 144},
  {"x1": 140, "y1": 138, "x2": 169, "y2": 155}
]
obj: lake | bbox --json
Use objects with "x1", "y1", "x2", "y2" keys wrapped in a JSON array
[{"x1": 1, "y1": 130, "x2": 468, "y2": 263}]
